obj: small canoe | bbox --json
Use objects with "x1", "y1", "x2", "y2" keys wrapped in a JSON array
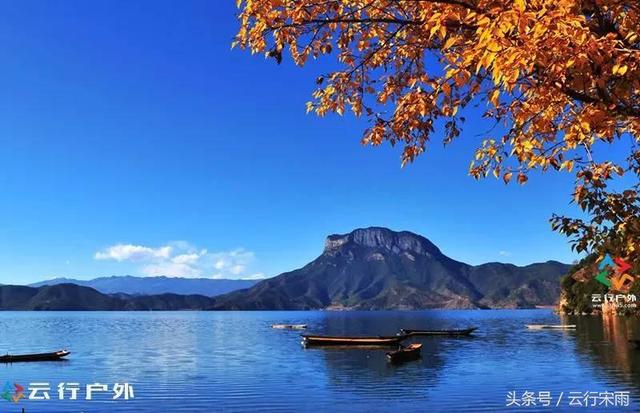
[
  {"x1": 302, "y1": 334, "x2": 408, "y2": 347},
  {"x1": 387, "y1": 343, "x2": 422, "y2": 363},
  {"x1": 399, "y1": 327, "x2": 477, "y2": 336},
  {"x1": 0, "y1": 350, "x2": 70, "y2": 363},
  {"x1": 272, "y1": 324, "x2": 307, "y2": 330},
  {"x1": 526, "y1": 324, "x2": 576, "y2": 330}
]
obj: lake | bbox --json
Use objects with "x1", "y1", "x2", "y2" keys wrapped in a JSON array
[{"x1": 0, "y1": 310, "x2": 639, "y2": 412}]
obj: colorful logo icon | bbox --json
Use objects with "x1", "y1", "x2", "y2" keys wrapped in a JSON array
[
  {"x1": 596, "y1": 255, "x2": 635, "y2": 292},
  {"x1": 1, "y1": 381, "x2": 24, "y2": 403}
]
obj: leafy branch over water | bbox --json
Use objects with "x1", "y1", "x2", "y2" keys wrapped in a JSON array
[{"x1": 235, "y1": 0, "x2": 640, "y2": 267}]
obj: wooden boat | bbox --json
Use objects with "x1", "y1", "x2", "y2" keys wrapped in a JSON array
[
  {"x1": 399, "y1": 327, "x2": 477, "y2": 336},
  {"x1": 386, "y1": 343, "x2": 422, "y2": 363},
  {"x1": 302, "y1": 344, "x2": 396, "y2": 351},
  {"x1": 272, "y1": 324, "x2": 307, "y2": 330},
  {"x1": 526, "y1": 324, "x2": 576, "y2": 330},
  {"x1": 302, "y1": 334, "x2": 408, "y2": 347},
  {"x1": 0, "y1": 350, "x2": 70, "y2": 363}
]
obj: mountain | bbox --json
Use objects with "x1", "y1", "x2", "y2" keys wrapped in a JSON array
[
  {"x1": 212, "y1": 227, "x2": 570, "y2": 310},
  {"x1": 30, "y1": 276, "x2": 257, "y2": 297},
  {"x1": 0, "y1": 283, "x2": 217, "y2": 310}
]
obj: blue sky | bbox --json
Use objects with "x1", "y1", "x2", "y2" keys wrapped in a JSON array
[{"x1": 0, "y1": 0, "x2": 585, "y2": 284}]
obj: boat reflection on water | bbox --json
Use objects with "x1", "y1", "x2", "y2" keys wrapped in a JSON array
[
  {"x1": 571, "y1": 314, "x2": 640, "y2": 384},
  {"x1": 304, "y1": 335, "x2": 448, "y2": 402},
  {"x1": 300, "y1": 311, "x2": 640, "y2": 409},
  {"x1": 298, "y1": 314, "x2": 468, "y2": 402}
]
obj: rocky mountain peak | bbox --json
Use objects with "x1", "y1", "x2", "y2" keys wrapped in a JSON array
[
  {"x1": 212, "y1": 226, "x2": 571, "y2": 310},
  {"x1": 323, "y1": 227, "x2": 442, "y2": 257}
]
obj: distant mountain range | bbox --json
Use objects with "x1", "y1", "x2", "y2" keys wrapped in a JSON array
[
  {"x1": 211, "y1": 227, "x2": 570, "y2": 310},
  {"x1": 0, "y1": 284, "x2": 217, "y2": 310},
  {"x1": 30, "y1": 276, "x2": 257, "y2": 296},
  {"x1": 1, "y1": 227, "x2": 570, "y2": 311}
]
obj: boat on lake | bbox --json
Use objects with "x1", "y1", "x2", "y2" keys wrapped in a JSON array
[
  {"x1": 0, "y1": 350, "x2": 70, "y2": 363},
  {"x1": 302, "y1": 334, "x2": 408, "y2": 347},
  {"x1": 272, "y1": 324, "x2": 307, "y2": 330},
  {"x1": 399, "y1": 327, "x2": 477, "y2": 336},
  {"x1": 526, "y1": 324, "x2": 576, "y2": 330},
  {"x1": 386, "y1": 343, "x2": 422, "y2": 363}
]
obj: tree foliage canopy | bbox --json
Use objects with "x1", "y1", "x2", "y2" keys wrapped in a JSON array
[{"x1": 235, "y1": 0, "x2": 640, "y2": 262}]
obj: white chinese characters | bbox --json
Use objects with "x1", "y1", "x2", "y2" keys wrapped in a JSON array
[
  {"x1": 21, "y1": 382, "x2": 135, "y2": 401},
  {"x1": 506, "y1": 390, "x2": 631, "y2": 408}
]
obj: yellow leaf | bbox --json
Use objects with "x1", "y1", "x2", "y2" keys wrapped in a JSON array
[
  {"x1": 430, "y1": 25, "x2": 439, "y2": 39},
  {"x1": 443, "y1": 38, "x2": 457, "y2": 50},
  {"x1": 514, "y1": 0, "x2": 526, "y2": 12},
  {"x1": 560, "y1": 160, "x2": 574, "y2": 172},
  {"x1": 490, "y1": 89, "x2": 500, "y2": 106},
  {"x1": 445, "y1": 68, "x2": 456, "y2": 79},
  {"x1": 580, "y1": 121, "x2": 591, "y2": 132}
]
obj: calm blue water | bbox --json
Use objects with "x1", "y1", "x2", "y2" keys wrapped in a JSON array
[{"x1": 0, "y1": 310, "x2": 638, "y2": 412}]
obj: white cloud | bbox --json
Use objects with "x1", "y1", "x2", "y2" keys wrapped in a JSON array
[
  {"x1": 95, "y1": 244, "x2": 172, "y2": 262},
  {"x1": 239, "y1": 273, "x2": 266, "y2": 280},
  {"x1": 94, "y1": 242, "x2": 263, "y2": 279},
  {"x1": 230, "y1": 265, "x2": 245, "y2": 275},
  {"x1": 142, "y1": 262, "x2": 202, "y2": 278},
  {"x1": 172, "y1": 252, "x2": 202, "y2": 265},
  {"x1": 499, "y1": 250, "x2": 512, "y2": 257}
]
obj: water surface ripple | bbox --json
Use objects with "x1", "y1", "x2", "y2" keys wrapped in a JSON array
[{"x1": 0, "y1": 310, "x2": 638, "y2": 412}]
